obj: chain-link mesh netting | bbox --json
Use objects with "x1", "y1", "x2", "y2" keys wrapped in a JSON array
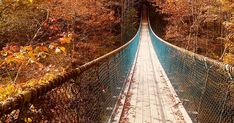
[
  {"x1": 149, "y1": 23, "x2": 234, "y2": 123},
  {"x1": 0, "y1": 25, "x2": 140, "y2": 123}
]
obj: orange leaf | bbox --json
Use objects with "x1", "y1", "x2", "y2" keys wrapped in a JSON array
[
  {"x1": 41, "y1": 46, "x2": 49, "y2": 52},
  {"x1": 23, "y1": 46, "x2": 33, "y2": 51},
  {"x1": 36, "y1": 46, "x2": 49, "y2": 52},
  {"x1": 60, "y1": 37, "x2": 72, "y2": 44}
]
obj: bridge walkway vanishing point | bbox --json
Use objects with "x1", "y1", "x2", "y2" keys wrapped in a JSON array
[{"x1": 113, "y1": 17, "x2": 192, "y2": 123}]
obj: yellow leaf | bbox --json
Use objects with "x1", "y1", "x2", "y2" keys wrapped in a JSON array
[
  {"x1": 14, "y1": 52, "x2": 25, "y2": 60},
  {"x1": 27, "y1": 79, "x2": 37, "y2": 87},
  {"x1": 5, "y1": 57, "x2": 24, "y2": 64},
  {"x1": 24, "y1": 118, "x2": 33, "y2": 123},
  {"x1": 223, "y1": 53, "x2": 234, "y2": 65},
  {"x1": 5, "y1": 85, "x2": 16, "y2": 95},
  {"x1": 23, "y1": 46, "x2": 33, "y2": 51},
  {"x1": 28, "y1": 51, "x2": 35, "y2": 58},
  {"x1": 60, "y1": 47, "x2": 66, "y2": 53}
]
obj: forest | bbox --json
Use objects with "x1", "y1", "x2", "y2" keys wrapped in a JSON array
[
  {"x1": 0, "y1": 0, "x2": 233, "y2": 122},
  {"x1": 0, "y1": 0, "x2": 139, "y2": 102},
  {"x1": 149, "y1": 0, "x2": 234, "y2": 64}
]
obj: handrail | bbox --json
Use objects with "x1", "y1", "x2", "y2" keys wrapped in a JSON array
[
  {"x1": 148, "y1": 14, "x2": 234, "y2": 122},
  {"x1": 0, "y1": 19, "x2": 142, "y2": 117},
  {"x1": 148, "y1": 17, "x2": 234, "y2": 78}
]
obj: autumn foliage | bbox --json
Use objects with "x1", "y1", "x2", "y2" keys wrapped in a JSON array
[
  {"x1": 149, "y1": 0, "x2": 234, "y2": 64},
  {"x1": 0, "y1": 0, "x2": 140, "y2": 101}
]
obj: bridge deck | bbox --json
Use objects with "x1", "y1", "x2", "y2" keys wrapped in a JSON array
[{"x1": 118, "y1": 21, "x2": 192, "y2": 123}]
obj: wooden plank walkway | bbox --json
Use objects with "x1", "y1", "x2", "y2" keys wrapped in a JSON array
[{"x1": 117, "y1": 21, "x2": 192, "y2": 123}]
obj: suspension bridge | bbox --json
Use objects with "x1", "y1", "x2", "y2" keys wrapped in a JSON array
[{"x1": 0, "y1": 9, "x2": 233, "y2": 123}]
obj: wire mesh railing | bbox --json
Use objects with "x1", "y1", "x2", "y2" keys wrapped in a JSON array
[
  {"x1": 0, "y1": 23, "x2": 141, "y2": 123},
  {"x1": 149, "y1": 20, "x2": 234, "y2": 123}
]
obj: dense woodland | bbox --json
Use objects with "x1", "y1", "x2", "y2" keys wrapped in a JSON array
[
  {"x1": 0, "y1": 0, "x2": 233, "y2": 107},
  {"x1": 149, "y1": 0, "x2": 234, "y2": 64},
  {"x1": 0, "y1": 0, "x2": 139, "y2": 101}
]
